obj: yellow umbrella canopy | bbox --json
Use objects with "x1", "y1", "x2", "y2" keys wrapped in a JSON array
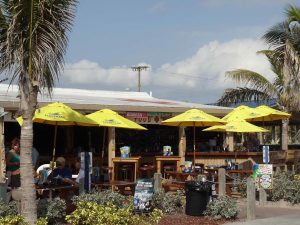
[
  {"x1": 223, "y1": 105, "x2": 269, "y2": 122},
  {"x1": 17, "y1": 102, "x2": 97, "y2": 126},
  {"x1": 17, "y1": 102, "x2": 97, "y2": 165},
  {"x1": 86, "y1": 109, "x2": 147, "y2": 130},
  {"x1": 86, "y1": 109, "x2": 146, "y2": 165},
  {"x1": 250, "y1": 105, "x2": 291, "y2": 122},
  {"x1": 203, "y1": 120, "x2": 269, "y2": 133},
  {"x1": 161, "y1": 109, "x2": 226, "y2": 166},
  {"x1": 161, "y1": 109, "x2": 226, "y2": 126}
]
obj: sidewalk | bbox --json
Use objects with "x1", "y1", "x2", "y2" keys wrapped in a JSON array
[{"x1": 226, "y1": 204, "x2": 300, "y2": 225}]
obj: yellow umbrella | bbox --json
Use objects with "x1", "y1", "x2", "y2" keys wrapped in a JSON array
[
  {"x1": 86, "y1": 109, "x2": 147, "y2": 166},
  {"x1": 223, "y1": 105, "x2": 269, "y2": 122},
  {"x1": 203, "y1": 120, "x2": 269, "y2": 133},
  {"x1": 86, "y1": 109, "x2": 147, "y2": 130},
  {"x1": 250, "y1": 105, "x2": 291, "y2": 122},
  {"x1": 17, "y1": 102, "x2": 97, "y2": 164},
  {"x1": 161, "y1": 109, "x2": 226, "y2": 166}
]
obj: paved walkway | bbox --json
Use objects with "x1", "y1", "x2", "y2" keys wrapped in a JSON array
[{"x1": 226, "y1": 204, "x2": 300, "y2": 225}]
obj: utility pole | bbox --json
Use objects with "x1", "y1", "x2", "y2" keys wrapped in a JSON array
[{"x1": 131, "y1": 65, "x2": 149, "y2": 92}]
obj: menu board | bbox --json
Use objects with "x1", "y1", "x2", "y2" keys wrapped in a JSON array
[{"x1": 133, "y1": 179, "x2": 154, "y2": 213}]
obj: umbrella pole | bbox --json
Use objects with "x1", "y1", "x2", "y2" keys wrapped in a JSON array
[
  {"x1": 193, "y1": 125, "x2": 196, "y2": 168},
  {"x1": 51, "y1": 125, "x2": 58, "y2": 171}
]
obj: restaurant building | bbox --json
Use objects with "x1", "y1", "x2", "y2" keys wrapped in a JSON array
[{"x1": 0, "y1": 84, "x2": 235, "y2": 167}]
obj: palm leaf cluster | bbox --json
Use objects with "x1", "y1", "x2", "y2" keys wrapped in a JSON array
[
  {"x1": 218, "y1": 5, "x2": 300, "y2": 112},
  {"x1": 0, "y1": 0, "x2": 77, "y2": 91}
]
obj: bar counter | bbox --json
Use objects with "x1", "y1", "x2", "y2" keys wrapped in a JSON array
[{"x1": 186, "y1": 151, "x2": 264, "y2": 165}]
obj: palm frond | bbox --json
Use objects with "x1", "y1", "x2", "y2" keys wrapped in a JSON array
[
  {"x1": 257, "y1": 50, "x2": 283, "y2": 75},
  {"x1": 262, "y1": 21, "x2": 291, "y2": 60},
  {"x1": 0, "y1": 0, "x2": 78, "y2": 94},
  {"x1": 286, "y1": 4, "x2": 300, "y2": 24},
  {"x1": 217, "y1": 87, "x2": 272, "y2": 106},
  {"x1": 225, "y1": 69, "x2": 277, "y2": 96}
]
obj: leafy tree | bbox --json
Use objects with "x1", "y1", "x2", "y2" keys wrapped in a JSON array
[
  {"x1": 0, "y1": 0, "x2": 77, "y2": 224},
  {"x1": 218, "y1": 5, "x2": 300, "y2": 150}
]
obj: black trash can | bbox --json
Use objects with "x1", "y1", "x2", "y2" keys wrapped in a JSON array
[{"x1": 185, "y1": 180, "x2": 211, "y2": 216}]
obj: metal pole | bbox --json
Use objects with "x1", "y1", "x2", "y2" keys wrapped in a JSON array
[{"x1": 138, "y1": 69, "x2": 141, "y2": 92}]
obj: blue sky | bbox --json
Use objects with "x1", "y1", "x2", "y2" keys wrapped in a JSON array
[{"x1": 60, "y1": 0, "x2": 299, "y2": 103}]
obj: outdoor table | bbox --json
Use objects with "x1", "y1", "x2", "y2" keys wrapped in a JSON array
[
  {"x1": 155, "y1": 156, "x2": 181, "y2": 173},
  {"x1": 92, "y1": 180, "x2": 136, "y2": 195},
  {"x1": 112, "y1": 157, "x2": 141, "y2": 182},
  {"x1": 36, "y1": 184, "x2": 78, "y2": 200}
]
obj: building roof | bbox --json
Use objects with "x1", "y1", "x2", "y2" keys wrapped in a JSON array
[{"x1": 0, "y1": 84, "x2": 232, "y2": 116}]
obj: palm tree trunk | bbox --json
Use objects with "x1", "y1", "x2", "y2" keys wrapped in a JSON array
[
  {"x1": 19, "y1": 78, "x2": 38, "y2": 225},
  {"x1": 281, "y1": 118, "x2": 289, "y2": 151}
]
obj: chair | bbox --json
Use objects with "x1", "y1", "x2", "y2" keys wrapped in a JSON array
[
  {"x1": 36, "y1": 164, "x2": 51, "y2": 182},
  {"x1": 36, "y1": 164, "x2": 50, "y2": 174}
]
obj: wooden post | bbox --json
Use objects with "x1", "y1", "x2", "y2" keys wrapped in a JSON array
[
  {"x1": 108, "y1": 128, "x2": 115, "y2": 168},
  {"x1": 247, "y1": 177, "x2": 256, "y2": 220},
  {"x1": 218, "y1": 168, "x2": 226, "y2": 196},
  {"x1": 154, "y1": 173, "x2": 162, "y2": 193},
  {"x1": 178, "y1": 127, "x2": 186, "y2": 166},
  {"x1": 259, "y1": 188, "x2": 267, "y2": 206}
]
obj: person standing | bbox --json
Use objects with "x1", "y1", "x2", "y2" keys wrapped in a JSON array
[{"x1": 6, "y1": 138, "x2": 21, "y2": 188}]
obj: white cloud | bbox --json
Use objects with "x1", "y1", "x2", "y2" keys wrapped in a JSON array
[{"x1": 61, "y1": 38, "x2": 272, "y2": 103}]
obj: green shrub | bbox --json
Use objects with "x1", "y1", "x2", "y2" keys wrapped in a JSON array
[
  {"x1": 0, "y1": 216, "x2": 49, "y2": 225},
  {"x1": 233, "y1": 177, "x2": 247, "y2": 198},
  {"x1": 0, "y1": 215, "x2": 28, "y2": 225},
  {"x1": 269, "y1": 171, "x2": 293, "y2": 201},
  {"x1": 268, "y1": 171, "x2": 300, "y2": 204},
  {"x1": 72, "y1": 189, "x2": 131, "y2": 208},
  {"x1": 152, "y1": 189, "x2": 184, "y2": 214},
  {"x1": 66, "y1": 201, "x2": 163, "y2": 225},
  {"x1": 282, "y1": 179, "x2": 300, "y2": 204},
  {"x1": 0, "y1": 200, "x2": 18, "y2": 217},
  {"x1": 37, "y1": 198, "x2": 66, "y2": 225},
  {"x1": 204, "y1": 196, "x2": 239, "y2": 220},
  {"x1": 37, "y1": 199, "x2": 48, "y2": 218},
  {"x1": 35, "y1": 218, "x2": 48, "y2": 225}
]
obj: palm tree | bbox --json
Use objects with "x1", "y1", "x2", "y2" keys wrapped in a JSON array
[
  {"x1": 218, "y1": 5, "x2": 300, "y2": 151},
  {"x1": 0, "y1": 1, "x2": 77, "y2": 224}
]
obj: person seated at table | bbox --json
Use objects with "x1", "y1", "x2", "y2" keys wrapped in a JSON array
[{"x1": 48, "y1": 157, "x2": 73, "y2": 184}]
